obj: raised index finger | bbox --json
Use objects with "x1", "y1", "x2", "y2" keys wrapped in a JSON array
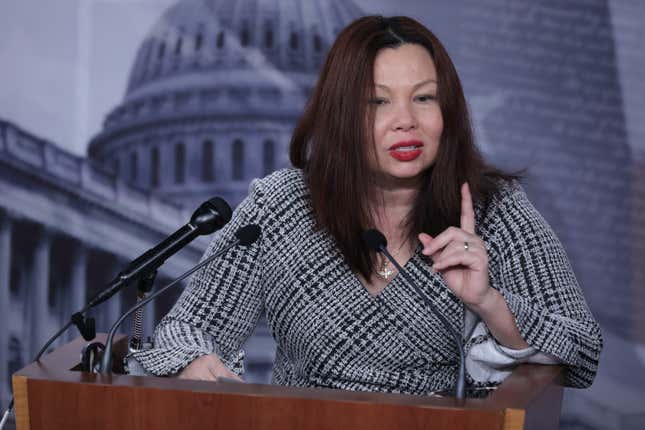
[{"x1": 460, "y1": 182, "x2": 475, "y2": 234}]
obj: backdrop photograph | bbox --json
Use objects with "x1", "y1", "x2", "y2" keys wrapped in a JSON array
[{"x1": 0, "y1": 0, "x2": 644, "y2": 429}]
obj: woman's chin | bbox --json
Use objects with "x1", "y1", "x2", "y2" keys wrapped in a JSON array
[{"x1": 375, "y1": 170, "x2": 427, "y2": 188}]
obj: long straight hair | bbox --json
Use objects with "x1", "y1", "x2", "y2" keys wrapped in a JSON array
[{"x1": 290, "y1": 16, "x2": 517, "y2": 279}]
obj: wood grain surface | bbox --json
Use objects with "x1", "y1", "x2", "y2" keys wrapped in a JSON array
[{"x1": 12, "y1": 335, "x2": 563, "y2": 430}]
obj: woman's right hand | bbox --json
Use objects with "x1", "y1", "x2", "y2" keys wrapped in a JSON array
[{"x1": 177, "y1": 353, "x2": 243, "y2": 382}]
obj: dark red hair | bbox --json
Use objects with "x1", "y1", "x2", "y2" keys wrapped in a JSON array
[{"x1": 290, "y1": 16, "x2": 517, "y2": 278}]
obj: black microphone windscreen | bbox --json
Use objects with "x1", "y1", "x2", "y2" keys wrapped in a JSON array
[
  {"x1": 192, "y1": 197, "x2": 232, "y2": 234},
  {"x1": 207, "y1": 197, "x2": 232, "y2": 223},
  {"x1": 235, "y1": 224, "x2": 261, "y2": 246},
  {"x1": 363, "y1": 229, "x2": 387, "y2": 252}
]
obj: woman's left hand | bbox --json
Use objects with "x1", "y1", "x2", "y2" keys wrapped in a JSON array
[{"x1": 418, "y1": 182, "x2": 494, "y2": 308}]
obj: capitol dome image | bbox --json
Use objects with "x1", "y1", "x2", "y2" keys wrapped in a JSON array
[
  {"x1": 89, "y1": 0, "x2": 363, "y2": 208},
  {"x1": 88, "y1": 0, "x2": 365, "y2": 382}
]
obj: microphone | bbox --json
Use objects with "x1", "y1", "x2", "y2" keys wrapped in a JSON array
[
  {"x1": 87, "y1": 197, "x2": 232, "y2": 309},
  {"x1": 235, "y1": 223, "x2": 261, "y2": 246},
  {"x1": 0, "y1": 198, "x2": 233, "y2": 428},
  {"x1": 363, "y1": 229, "x2": 466, "y2": 399},
  {"x1": 99, "y1": 224, "x2": 262, "y2": 374}
]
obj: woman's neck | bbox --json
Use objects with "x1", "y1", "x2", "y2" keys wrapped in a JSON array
[{"x1": 371, "y1": 181, "x2": 419, "y2": 246}]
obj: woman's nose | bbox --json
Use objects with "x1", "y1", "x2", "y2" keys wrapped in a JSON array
[{"x1": 392, "y1": 103, "x2": 417, "y2": 131}]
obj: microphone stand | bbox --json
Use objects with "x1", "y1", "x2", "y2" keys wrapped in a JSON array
[
  {"x1": 99, "y1": 239, "x2": 243, "y2": 374},
  {"x1": 0, "y1": 197, "x2": 232, "y2": 428},
  {"x1": 0, "y1": 249, "x2": 203, "y2": 427},
  {"x1": 99, "y1": 223, "x2": 260, "y2": 374},
  {"x1": 129, "y1": 270, "x2": 157, "y2": 352},
  {"x1": 0, "y1": 271, "x2": 160, "y2": 428}
]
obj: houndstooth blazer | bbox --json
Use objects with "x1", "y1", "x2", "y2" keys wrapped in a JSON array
[{"x1": 134, "y1": 168, "x2": 602, "y2": 393}]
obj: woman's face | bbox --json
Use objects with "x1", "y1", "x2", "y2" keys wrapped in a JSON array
[{"x1": 370, "y1": 43, "x2": 443, "y2": 186}]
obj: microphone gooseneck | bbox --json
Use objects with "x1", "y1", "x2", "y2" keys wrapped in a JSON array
[
  {"x1": 363, "y1": 228, "x2": 467, "y2": 399},
  {"x1": 99, "y1": 224, "x2": 262, "y2": 374}
]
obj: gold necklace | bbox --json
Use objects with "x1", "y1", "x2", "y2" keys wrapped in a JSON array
[{"x1": 374, "y1": 247, "x2": 402, "y2": 281}]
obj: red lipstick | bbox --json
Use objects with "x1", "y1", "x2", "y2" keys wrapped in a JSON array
[{"x1": 388, "y1": 140, "x2": 423, "y2": 161}]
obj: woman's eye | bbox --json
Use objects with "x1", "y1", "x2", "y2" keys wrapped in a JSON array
[
  {"x1": 368, "y1": 98, "x2": 388, "y2": 105},
  {"x1": 415, "y1": 94, "x2": 436, "y2": 102}
]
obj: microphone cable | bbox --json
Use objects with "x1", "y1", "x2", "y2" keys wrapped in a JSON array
[{"x1": 363, "y1": 229, "x2": 466, "y2": 399}]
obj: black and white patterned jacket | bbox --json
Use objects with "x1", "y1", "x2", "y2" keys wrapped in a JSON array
[{"x1": 134, "y1": 168, "x2": 602, "y2": 393}]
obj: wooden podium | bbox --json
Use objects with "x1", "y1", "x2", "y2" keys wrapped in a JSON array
[{"x1": 12, "y1": 334, "x2": 563, "y2": 430}]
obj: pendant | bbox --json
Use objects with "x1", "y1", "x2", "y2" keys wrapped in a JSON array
[{"x1": 376, "y1": 262, "x2": 394, "y2": 280}]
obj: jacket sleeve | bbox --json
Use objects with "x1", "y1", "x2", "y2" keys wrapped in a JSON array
[
  {"x1": 463, "y1": 309, "x2": 560, "y2": 386},
  {"x1": 482, "y1": 183, "x2": 603, "y2": 388},
  {"x1": 133, "y1": 179, "x2": 268, "y2": 376}
]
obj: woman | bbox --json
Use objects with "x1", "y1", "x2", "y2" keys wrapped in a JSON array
[{"x1": 135, "y1": 16, "x2": 602, "y2": 393}]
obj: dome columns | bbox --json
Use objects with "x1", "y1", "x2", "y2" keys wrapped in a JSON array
[{"x1": 29, "y1": 226, "x2": 52, "y2": 358}]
